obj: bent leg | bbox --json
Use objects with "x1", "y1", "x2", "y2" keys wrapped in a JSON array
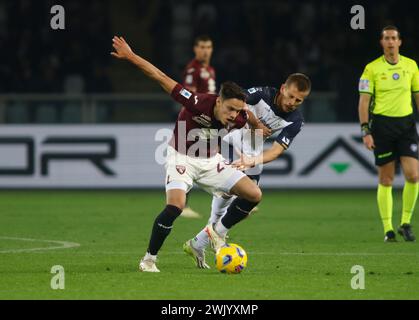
[
  {"x1": 213, "y1": 176, "x2": 262, "y2": 238},
  {"x1": 192, "y1": 194, "x2": 235, "y2": 251}
]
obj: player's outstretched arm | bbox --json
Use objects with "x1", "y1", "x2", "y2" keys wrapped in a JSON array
[
  {"x1": 247, "y1": 110, "x2": 271, "y2": 137},
  {"x1": 232, "y1": 142, "x2": 284, "y2": 169},
  {"x1": 111, "y1": 36, "x2": 177, "y2": 94}
]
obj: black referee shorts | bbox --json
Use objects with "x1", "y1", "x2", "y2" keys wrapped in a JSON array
[{"x1": 371, "y1": 114, "x2": 419, "y2": 166}]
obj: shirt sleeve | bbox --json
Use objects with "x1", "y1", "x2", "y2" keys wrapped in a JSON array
[
  {"x1": 359, "y1": 65, "x2": 374, "y2": 95},
  {"x1": 411, "y1": 61, "x2": 419, "y2": 93},
  {"x1": 171, "y1": 83, "x2": 200, "y2": 113},
  {"x1": 245, "y1": 87, "x2": 264, "y2": 105},
  {"x1": 275, "y1": 119, "x2": 304, "y2": 150}
]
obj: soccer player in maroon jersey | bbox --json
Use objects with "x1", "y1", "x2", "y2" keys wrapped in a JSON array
[
  {"x1": 181, "y1": 35, "x2": 217, "y2": 218},
  {"x1": 111, "y1": 36, "x2": 264, "y2": 272},
  {"x1": 183, "y1": 35, "x2": 216, "y2": 94}
]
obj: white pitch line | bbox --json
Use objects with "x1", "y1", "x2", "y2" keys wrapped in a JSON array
[
  {"x1": 0, "y1": 236, "x2": 80, "y2": 253},
  {"x1": 41, "y1": 251, "x2": 417, "y2": 257},
  {"x1": 277, "y1": 251, "x2": 419, "y2": 256}
]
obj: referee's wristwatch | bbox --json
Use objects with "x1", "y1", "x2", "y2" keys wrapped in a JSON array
[{"x1": 361, "y1": 122, "x2": 371, "y2": 137}]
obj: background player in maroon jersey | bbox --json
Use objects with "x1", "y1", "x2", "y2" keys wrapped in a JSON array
[
  {"x1": 181, "y1": 35, "x2": 216, "y2": 218},
  {"x1": 111, "y1": 36, "x2": 264, "y2": 272},
  {"x1": 183, "y1": 35, "x2": 216, "y2": 94}
]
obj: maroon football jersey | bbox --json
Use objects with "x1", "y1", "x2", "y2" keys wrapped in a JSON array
[
  {"x1": 170, "y1": 83, "x2": 247, "y2": 158},
  {"x1": 182, "y1": 59, "x2": 216, "y2": 94}
]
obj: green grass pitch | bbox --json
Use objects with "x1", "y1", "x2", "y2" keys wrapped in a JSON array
[{"x1": 0, "y1": 190, "x2": 418, "y2": 300}]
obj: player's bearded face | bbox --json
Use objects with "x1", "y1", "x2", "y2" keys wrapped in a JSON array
[
  {"x1": 216, "y1": 98, "x2": 245, "y2": 125},
  {"x1": 194, "y1": 41, "x2": 213, "y2": 63},
  {"x1": 279, "y1": 84, "x2": 309, "y2": 112}
]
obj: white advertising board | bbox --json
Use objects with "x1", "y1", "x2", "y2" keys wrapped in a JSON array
[{"x1": 0, "y1": 124, "x2": 407, "y2": 188}]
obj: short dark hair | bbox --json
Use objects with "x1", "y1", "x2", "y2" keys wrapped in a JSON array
[
  {"x1": 194, "y1": 35, "x2": 213, "y2": 46},
  {"x1": 219, "y1": 81, "x2": 246, "y2": 102},
  {"x1": 380, "y1": 25, "x2": 401, "y2": 39},
  {"x1": 285, "y1": 73, "x2": 311, "y2": 92}
]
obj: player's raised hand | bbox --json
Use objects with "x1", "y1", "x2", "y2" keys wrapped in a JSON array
[{"x1": 111, "y1": 36, "x2": 134, "y2": 60}]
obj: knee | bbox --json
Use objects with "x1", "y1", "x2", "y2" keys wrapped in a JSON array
[
  {"x1": 406, "y1": 174, "x2": 419, "y2": 184},
  {"x1": 379, "y1": 176, "x2": 394, "y2": 186},
  {"x1": 167, "y1": 198, "x2": 186, "y2": 210},
  {"x1": 167, "y1": 202, "x2": 185, "y2": 211},
  {"x1": 247, "y1": 187, "x2": 262, "y2": 203}
]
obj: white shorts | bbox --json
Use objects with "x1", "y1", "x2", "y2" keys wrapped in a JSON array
[{"x1": 165, "y1": 146, "x2": 246, "y2": 196}]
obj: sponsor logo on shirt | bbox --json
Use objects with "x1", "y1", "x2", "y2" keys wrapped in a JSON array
[
  {"x1": 192, "y1": 114, "x2": 212, "y2": 127},
  {"x1": 359, "y1": 79, "x2": 370, "y2": 91},
  {"x1": 392, "y1": 73, "x2": 400, "y2": 80},
  {"x1": 410, "y1": 144, "x2": 418, "y2": 153},
  {"x1": 180, "y1": 89, "x2": 192, "y2": 99}
]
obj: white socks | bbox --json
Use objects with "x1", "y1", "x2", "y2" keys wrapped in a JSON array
[
  {"x1": 192, "y1": 195, "x2": 235, "y2": 250},
  {"x1": 193, "y1": 229, "x2": 210, "y2": 251},
  {"x1": 214, "y1": 220, "x2": 229, "y2": 238},
  {"x1": 208, "y1": 195, "x2": 235, "y2": 224},
  {"x1": 144, "y1": 252, "x2": 157, "y2": 261}
]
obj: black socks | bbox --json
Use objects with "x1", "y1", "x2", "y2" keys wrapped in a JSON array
[
  {"x1": 220, "y1": 197, "x2": 259, "y2": 229},
  {"x1": 147, "y1": 205, "x2": 182, "y2": 255}
]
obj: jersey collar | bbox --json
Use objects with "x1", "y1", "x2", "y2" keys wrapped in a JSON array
[{"x1": 382, "y1": 54, "x2": 401, "y2": 66}]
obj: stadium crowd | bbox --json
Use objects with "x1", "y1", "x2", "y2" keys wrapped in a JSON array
[
  {"x1": 1, "y1": 0, "x2": 418, "y2": 122},
  {"x1": 0, "y1": 0, "x2": 112, "y2": 94}
]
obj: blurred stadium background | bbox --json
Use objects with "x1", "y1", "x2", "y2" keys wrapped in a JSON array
[
  {"x1": 0, "y1": 0, "x2": 417, "y2": 189},
  {"x1": 0, "y1": 0, "x2": 417, "y2": 124}
]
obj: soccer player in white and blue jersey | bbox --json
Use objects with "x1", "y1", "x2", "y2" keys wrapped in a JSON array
[{"x1": 184, "y1": 73, "x2": 312, "y2": 268}]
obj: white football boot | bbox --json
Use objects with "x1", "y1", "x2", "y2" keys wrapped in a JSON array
[
  {"x1": 139, "y1": 253, "x2": 160, "y2": 272},
  {"x1": 205, "y1": 223, "x2": 226, "y2": 252},
  {"x1": 183, "y1": 239, "x2": 210, "y2": 269}
]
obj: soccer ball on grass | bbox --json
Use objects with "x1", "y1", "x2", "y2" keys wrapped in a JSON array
[{"x1": 215, "y1": 243, "x2": 247, "y2": 274}]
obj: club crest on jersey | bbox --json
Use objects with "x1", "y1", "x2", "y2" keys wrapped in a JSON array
[
  {"x1": 392, "y1": 73, "x2": 400, "y2": 80},
  {"x1": 180, "y1": 89, "x2": 192, "y2": 99},
  {"x1": 359, "y1": 79, "x2": 370, "y2": 91},
  {"x1": 192, "y1": 114, "x2": 212, "y2": 127},
  {"x1": 176, "y1": 165, "x2": 186, "y2": 175}
]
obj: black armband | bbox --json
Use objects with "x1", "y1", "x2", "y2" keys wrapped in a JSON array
[{"x1": 361, "y1": 122, "x2": 371, "y2": 137}]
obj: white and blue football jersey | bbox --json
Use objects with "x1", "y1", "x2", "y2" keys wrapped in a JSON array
[{"x1": 223, "y1": 86, "x2": 304, "y2": 158}]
